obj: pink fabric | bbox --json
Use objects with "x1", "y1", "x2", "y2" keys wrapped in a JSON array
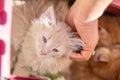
[
  {"x1": 10, "y1": 75, "x2": 44, "y2": 80},
  {"x1": 0, "y1": 0, "x2": 12, "y2": 78},
  {"x1": 0, "y1": 39, "x2": 6, "y2": 76},
  {"x1": 106, "y1": 0, "x2": 120, "y2": 14},
  {"x1": 0, "y1": 0, "x2": 7, "y2": 24},
  {"x1": 112, "y1": 0, "x2": 120, "y2": 8}
]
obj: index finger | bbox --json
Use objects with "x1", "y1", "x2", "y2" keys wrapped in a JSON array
[{"x1": 70, "y1": 50, "x2": 94, "y2": 61}]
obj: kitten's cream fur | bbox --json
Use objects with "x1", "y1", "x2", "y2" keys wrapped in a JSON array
[
  {"x1": 12, "y1": 0, "x2": 69, "y2": 51},
  {"x1": 12, "y1": 0, "x2": 84, "y2": 78}
]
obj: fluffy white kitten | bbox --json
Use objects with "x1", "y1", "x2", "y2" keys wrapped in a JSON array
[{"x1": 13, "y1": 2, "x2": 84, "y2": 80}]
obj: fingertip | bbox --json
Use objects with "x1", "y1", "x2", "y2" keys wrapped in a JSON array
[
  {"x1": 80, "y1": 50, "x2": 93, "y2": 60},
  {"x1": 70, "y1": 52, "x2": 83, "y2": 58}
]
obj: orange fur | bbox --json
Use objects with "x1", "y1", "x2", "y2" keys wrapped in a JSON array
[
  {"x1": 98, "y1": 14, "x2": 120, "y2": 46},
  {"x1": 89, "y1": 44, "x2": 120, "y2": 80}
]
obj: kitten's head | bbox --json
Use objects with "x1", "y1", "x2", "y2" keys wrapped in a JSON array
[
  {"x1": 89, "y1": 45, "x2": 120, "y2": 80},
  {"x1": 90, "y1": 45, "x2": 120, "y2": 63},
  {"x1": 30, "y1": 6, "x2": 84, "y2": 58}
]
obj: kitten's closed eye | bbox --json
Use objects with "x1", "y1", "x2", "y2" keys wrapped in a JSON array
[
  {"x1": 53, "y1": 48, "x2": 59, "y2": 52},
  {"x1": 42, "y1": 36, "x2": 47, "y2": 43}
]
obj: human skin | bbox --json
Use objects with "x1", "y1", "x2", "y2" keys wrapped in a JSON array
[{"x1": 66, "y1": 0, "x2": 113, "y2": 61}]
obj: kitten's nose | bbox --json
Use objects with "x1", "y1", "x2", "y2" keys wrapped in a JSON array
[{"x1": 41, "y1": 49, "x2": 46, "y2": 55}]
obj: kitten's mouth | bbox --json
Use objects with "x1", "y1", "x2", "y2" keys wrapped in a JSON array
[{"x1": 41, "y1": 52, "x2": 47, "y2": 55}]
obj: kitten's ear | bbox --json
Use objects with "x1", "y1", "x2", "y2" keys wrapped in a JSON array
[
  {"x1": 94, "y1": 54, "x2": 109, "y2": 63},
  {"x1": 40, "y1": 5, "x2": 56, "y2": 26},
  {"x1": 94, "y1": 48, "x2": 109, "y2": 63}
]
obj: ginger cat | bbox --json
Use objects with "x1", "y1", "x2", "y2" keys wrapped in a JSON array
[
  {"x1": 70, "y1": 61, "x2": 103, "y2": 80},
  {"x1": 89, "y1": 14, "x2": 120, "y2": 80},
  {"x1": 70, "y1": 14, "x2": 120, "y2": 80},
  {"x1": 98, "y1": 14, "x2": 120, "y2": 46},
  {"x1": 89, "y1": 44, "x2": 120, "y2": 80}
]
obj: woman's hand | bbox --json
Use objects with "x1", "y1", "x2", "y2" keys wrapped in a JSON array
[
  {"x1": 66, "y1": 0, "x2": 112, "y2": 61},
  {"x1": 66, "y1": 0, "x2": 99, "y2": 61}
]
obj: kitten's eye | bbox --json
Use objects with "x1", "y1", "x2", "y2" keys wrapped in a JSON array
[
  {"x1": 42, "y1": 36, "x2": 47, "y2": 43},
  {"x1": 53, "y1": 48, "x2": 59, "y2": 52}
]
